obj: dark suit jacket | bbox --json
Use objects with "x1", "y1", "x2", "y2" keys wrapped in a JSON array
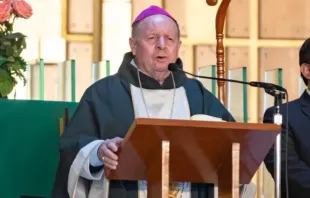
[{"x1": 264, "y1": 90, "x2": 310, "y2": 198}]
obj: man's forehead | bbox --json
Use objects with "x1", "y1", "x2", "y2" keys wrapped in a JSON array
[
  {"x1": 138, "y1": 15, "x2": 178, "y2": 34},
  {"x1": 141, "y1": 15, "x2": 176, "y2": 27}
]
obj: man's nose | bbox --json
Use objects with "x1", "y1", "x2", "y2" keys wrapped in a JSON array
[{"x1": 157, "y1": 37, "x2": 166, "y2": 49}]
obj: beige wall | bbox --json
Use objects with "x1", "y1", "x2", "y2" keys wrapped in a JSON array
[
  {"x1": 11, "y1": 0, "x2": 308, "y2": 103},
  {"x1": 102, "y1": 0, "x2": 132, "y2": 75}
]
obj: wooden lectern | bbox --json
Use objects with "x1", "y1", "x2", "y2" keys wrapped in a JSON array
[{"x1": 105, "y1": 118, "x2": 280, "y2": 198}]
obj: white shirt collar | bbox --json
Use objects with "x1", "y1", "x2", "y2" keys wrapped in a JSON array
[
  {"x1": 130, "y1": 59, "x2": 149, "y2": 77},
  {"x1": 130, "y1": 58, "x2": 138, "y2": 68}
]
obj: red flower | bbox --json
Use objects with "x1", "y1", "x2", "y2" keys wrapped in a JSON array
[
  {"x1": 3, "y1": 0, "x2": 14, "y2": 3},
  {"x1": 0, "y1": 2, "x2": 12, "y2": 23},
  {"x1": 12, "y1": 0, "x2": 32, "y2": 19}
]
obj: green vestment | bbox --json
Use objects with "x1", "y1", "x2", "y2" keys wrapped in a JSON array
[{"x1": 52, "y1": 52, "x2": 235, "y2": 198}]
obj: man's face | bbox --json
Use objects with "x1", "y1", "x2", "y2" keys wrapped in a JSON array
[{"x1": 129, "y1": 15, "x2": 181, "y2": 74}]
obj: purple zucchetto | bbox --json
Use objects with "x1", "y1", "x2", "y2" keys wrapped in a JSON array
[{"x1": 132, "y1": 5, "x2": 177, "y2": 25}]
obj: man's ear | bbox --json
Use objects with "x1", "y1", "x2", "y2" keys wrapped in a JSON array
[
  {"x1": 129, "y1": 37, "x2": 137, "y2": 55},
  {"x1": 301, "y1": 64, "x2": 310, "y2": 79},
  {"x1": 300, "y1": 63, "x2": 310, "y2": 86}
]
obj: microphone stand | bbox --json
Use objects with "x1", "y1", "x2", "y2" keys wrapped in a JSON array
[
  {"x1": 169, "y1": 64, "x2": 288, "y2": 198},
  {"x1": 265, "y1": 88, "x2": 285, "y2": 198}
]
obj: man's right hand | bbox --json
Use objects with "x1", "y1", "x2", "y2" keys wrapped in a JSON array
[{"x1": 97, "y1": 137, "x2": 123, "y2": 170}]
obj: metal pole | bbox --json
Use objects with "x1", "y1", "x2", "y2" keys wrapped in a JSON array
[
  {"x1": 273, "y1": 93, "x2": 283, "y2": 198},
  {"x1": 92, "y1": 63, "x2": 98, "y2": 83}
]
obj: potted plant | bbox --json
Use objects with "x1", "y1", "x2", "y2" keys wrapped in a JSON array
[{"x1": 0, "y1": 0, "x2": 32, "y2": 98}]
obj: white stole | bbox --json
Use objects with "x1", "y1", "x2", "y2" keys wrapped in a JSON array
[{"x1": 130, "y1": 84, "x2": 192, "y2": 198}]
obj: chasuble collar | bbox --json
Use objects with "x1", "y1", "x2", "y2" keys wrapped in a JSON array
[{"x1": 118, "y1": 52, "x2": 187, "y2": 89}]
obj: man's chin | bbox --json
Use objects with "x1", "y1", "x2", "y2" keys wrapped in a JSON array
[
  {"x1": 154, "y1": 68, "x2": 169, "y2": 73},
  {"x1": 154, "y1": 63, "x2": 170, "y2": 72}
]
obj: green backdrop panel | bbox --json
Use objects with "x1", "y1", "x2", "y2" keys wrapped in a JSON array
[{"x1": 0, "y1": 99, "x2": 78, "y2": 198}]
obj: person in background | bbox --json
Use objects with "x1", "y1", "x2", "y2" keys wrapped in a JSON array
[{"x1": 264, "y1": 37, "x2": 310, "y2": 198}]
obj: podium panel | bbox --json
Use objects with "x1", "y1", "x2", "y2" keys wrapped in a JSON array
[
  {"x1": 57, "y1": 60, "x2": 76, "y2": 102},
  {"x1": 106, "y1": 119, "x2": 280, "y2": 186},
  {"x1": 197, "y1": 65, "x2": 217, "y2": 96},
  {"x1": 227, "y1": 67, "x2": 248, "y2": 123},
  {"x1": 263, "y1": 68, "x2": 282, "y2": 112},
  {"x1": 26, "y1": 60, "x2": 58, "y2": 101},
  {"x1": 92, "y1": 60, "x2": 111, "y2": 83}
]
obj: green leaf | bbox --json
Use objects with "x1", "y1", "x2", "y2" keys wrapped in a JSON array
[
  {"x1": 1, "y1": 63, "x2": 11, "y2": 70},
  {"x1": 4, "y1": 22, "x2": 13, "y2": 32},
  {"x1": 7, "y1": 56, "x2": 14, "y2": 62},
  {"x1": 16, "y1": 38, "x2": 24, "y2": 49},
  {"x1": 15, "y1": 56, "x2": 26, "y2": 67},
  {"x1": 13, "y1": 51, "x2": 20, "y2": 57},
  {"x1": 22, "y1": 38, "x2": 27, "y2": 49},
  {"x1": 0, "y1": 56, "x2": 5, "y2": 65},
  {"x1": 0, "y1": 68, "x2": 14, "y2": 97},
  {"x1": 12, "y1": 61, "x2": 21, "y2": 70},
  {"x1": 2, "y1": 40, "x2": 11, "y2": 46},
  {"x1": 6, "y1": 46, "x2": 13, "y2": 57},
  {"x1": 4, "y1": 32, "x2": 26, "y2": 40}
]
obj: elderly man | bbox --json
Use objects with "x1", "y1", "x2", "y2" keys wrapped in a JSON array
[
  {"x1": 264, "y1": 38, "x2": 310, "y2": 198},
  {"x1": 52, "y1": 5, "x2": 236, "y2": 198}
]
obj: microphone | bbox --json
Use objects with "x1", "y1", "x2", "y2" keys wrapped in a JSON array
[{"x1": 168, "y1": 63, "x2": 287, "y2": 94}]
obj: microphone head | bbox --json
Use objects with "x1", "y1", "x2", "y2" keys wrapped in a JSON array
[{"x1": 168, "y1": 63, "x2": 178, "y2": 71}]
